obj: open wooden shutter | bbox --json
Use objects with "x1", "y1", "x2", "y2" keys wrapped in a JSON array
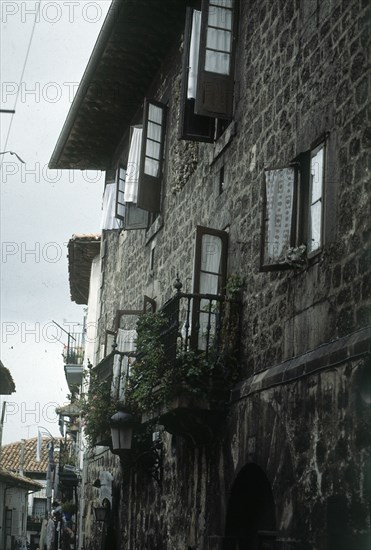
[
  {"x1": 179, "y1": 8, "x2": 215, "y2": 142},
  {"x1": 260, "y1": 166, "x2": 297, "y2": 270},
  {"x1": 137, "y1": 99, "x2": 167, "y2": 213},
  {"x1": 124, "y1": 203, "x2": 148, "y2": 230},
  {"x1": 115, "y1": 165, "x2": 126, "y2": 221},
  {"x1": 195, "y1": 0, "x2": 237, "y2": 119}
]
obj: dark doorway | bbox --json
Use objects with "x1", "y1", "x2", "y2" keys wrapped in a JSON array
[{"x1": 224, "y1": 463, "x2": 277, "y2": 550}]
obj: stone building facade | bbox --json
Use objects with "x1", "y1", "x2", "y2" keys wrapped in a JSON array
[{"x1": 51, "y1": 0, "x2": 370, "y2": 548}]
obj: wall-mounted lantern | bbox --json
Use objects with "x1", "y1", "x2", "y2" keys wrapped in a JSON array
[
  {"x1": 109, "y1": 411, "x2": 137, "y2": 453},
  {"x1": 93, "y1": 498, "x2": 111, "y2": 523}
]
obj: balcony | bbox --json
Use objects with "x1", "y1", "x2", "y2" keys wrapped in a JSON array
[
  {"x1": 63, "y1": 332, "x2": 85, "y2": 393},
  {"x1": 137, "y1": 288, "x2": 241, "y2": 444}
]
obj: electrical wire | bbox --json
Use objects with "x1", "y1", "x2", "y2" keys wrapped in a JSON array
[{"x1": 0, "y1": 0, "x2": 42, "y2": 165}]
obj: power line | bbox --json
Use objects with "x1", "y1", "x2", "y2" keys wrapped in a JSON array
[{"x1": 1, "y1": 0, "x2": 42, "y2": 162}]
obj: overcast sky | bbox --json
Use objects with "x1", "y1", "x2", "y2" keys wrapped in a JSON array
[{"x1": 0, "y1": 0, "x2": 111, "y2": 444}]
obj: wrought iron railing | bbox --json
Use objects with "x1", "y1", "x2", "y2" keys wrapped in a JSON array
[
  {"x1": 63, "y1": 332, "x2": 85, "y2": 365},
  {"x1": 159, "y1": 290, "x2": 240, "y2": 366}
]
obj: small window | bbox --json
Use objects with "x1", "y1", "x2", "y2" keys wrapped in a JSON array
[
  {"x1": 260, "y1": 141, "x2": 326, "y2": 271},
  {"x1": 32, "y1": 498, "x2": 47, "y2": 519}
]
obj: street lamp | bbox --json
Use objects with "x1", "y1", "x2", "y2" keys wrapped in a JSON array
[{"x1": 109, "y1": 411, "x2": 137, "y2": 453}]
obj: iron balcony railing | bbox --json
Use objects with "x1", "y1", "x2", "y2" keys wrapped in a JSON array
[
  {"x1": 159, "y1": 291, "x2": 241, "y2": 366},
  {"x1": 63, "y1": 332, "x2": 85, "y2": 365}
]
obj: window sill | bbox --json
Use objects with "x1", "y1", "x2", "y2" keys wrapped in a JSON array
[
  {"x1": 208, "y1": 121, "x2": 237, "y2": 165},
  {"x1": 145, "y1": 215, "x2": 164, "y2": 245}
]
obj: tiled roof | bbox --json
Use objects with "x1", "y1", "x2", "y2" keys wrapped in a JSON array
[
  {"x1": 0, "y1": 466, "x2": 43, "y2": 490},
  {"x1": 0, "y1": 436, "x2": 60, "y2": 474},
  {"x1": 0, "y1": 360, "x2": 16, "y2": 394}
]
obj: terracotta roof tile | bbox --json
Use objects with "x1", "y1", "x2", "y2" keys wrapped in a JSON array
[{"x1": 0, "y1": 437, "x2": 61, "y2": 474}]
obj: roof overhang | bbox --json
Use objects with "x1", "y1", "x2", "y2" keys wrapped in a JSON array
[
  {"x1": 0, "y1": 467, "x2": 43, "y2": 491},
  {"x1": 68, "y1": 234, "x2": 101, "y2": 305},
  {"x1": 49, "y1": 0, "x2": 189, "y2": 170}
]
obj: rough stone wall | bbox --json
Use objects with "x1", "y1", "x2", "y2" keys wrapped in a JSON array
[{"x1": 91, "y1": 0, "x2": 370, "y2": 548}]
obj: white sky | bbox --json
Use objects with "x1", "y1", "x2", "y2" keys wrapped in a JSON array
[{"x1": 0, "y1": 0, "x2": 111, "y2": 444}]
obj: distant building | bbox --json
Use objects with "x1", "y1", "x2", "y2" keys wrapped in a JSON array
[{"x1": 1, "y1": 437, "x2": 57, "y2": 550}]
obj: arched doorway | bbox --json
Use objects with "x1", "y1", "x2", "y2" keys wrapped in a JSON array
[{"x1": 224, "y1": 463, "x2": 277, "y2": 550}]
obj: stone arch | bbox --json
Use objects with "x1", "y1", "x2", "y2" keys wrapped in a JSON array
[{"x1": 224, "y1": 463, "x2": 276, "y2": 549}]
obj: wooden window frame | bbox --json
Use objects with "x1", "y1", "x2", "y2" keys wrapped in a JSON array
[
  {"x1": 137, "y1": 99, "x2": 167, "y2": 213},
  {"x1": 260, "y1": 138, "x2": 327, "y2": 271},
  {"x1": 195, "y1": 0, "x2": 238, "y2": 119},
  {"x1": 193, "y1": 225, "x2": 228, "y2": 295},
  {"x1": 115, "y1": 165, "x2": 126, "y2": 221}
]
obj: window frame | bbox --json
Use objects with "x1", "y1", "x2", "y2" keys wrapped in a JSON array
[
  {"x1": 137, "y1": 98, "x2": 167, "y2": 213},
  {"x1": 195, "y1": 0, "x2": 238, "y2": 119},
  {"x1": 115, "y1": 165, "x2": 126, "y2": 221},
  {"x1": 260, "y1": 139, "x2": 327, "y2": 271},
  {"x1": 307, "y1": 141, "x2": 325, "y2": 258},
  {"x1": 193, "y1": 225, "x2": 228, "y2": 295}
]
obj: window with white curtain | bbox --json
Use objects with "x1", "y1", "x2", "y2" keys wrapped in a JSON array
[
  {"x1": 261, "y1": 141, "x2": 326, "y2": 270},
  {"x1": 192, "y1": 226, "x2": 228, "y2": 350}
]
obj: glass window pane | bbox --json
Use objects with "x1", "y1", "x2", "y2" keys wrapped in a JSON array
[
  {"x1": 117, "y1": 202, "x2": 125, "y2": 219},
  {"x1": 310, "y1": 146, "x2": 324, "y2": 204},
  {"x1": 205, "y1": 50, "x2": 230, "y2": 74},
  {"x1": 148, "y1": 104, "x2": 162, "y2": 124},
  {"x1": 144, "y1": 157, "x2": 159, "y2": 177},
  {"x1": 265, "y1": 168, "x2": 294, "y2": 262},
  {"x1": 201, "y1": 235, "x2": 222, "y2": 273},
  {"x1": 206, "y1": 28, "x2": 231, "y2": 52},
  {"x1": 147, "y1": 121, "x2": 161, "y2": 142},
  {"x1": 146, "y1": 139, "x2": 161, "y2": 160},
  {"x1": 200, "y1": 271, "x2": 220, "y2": 295},
  {"x1": 208, "y1": 6, "x2": 232, "y2": 30},
  {"x1": 308, "y1": 201, "x2": 322, "y2": 253}
]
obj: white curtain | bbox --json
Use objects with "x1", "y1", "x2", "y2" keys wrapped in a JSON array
[
  {"x1": 125, "y1": 127, "x2": 143, "y2": 203},
  {"x1": 84, "y1": 254, "x2": 101, "y2": 367},
  {"x1": 187, "y1": 10, "x2": 201, "y2": 99},
  {"x1": 205, "y1": 2, "x2": 233, "y2": 75},
  {"x1": 266, "y1": 168, "x2": 294, "y2": 262},
  {"x1": 101, "y1": 183, "x2": 121, "y2": 230},
  {"x1": 112, "y1": 328, "x2": 137, "y2": 401},
  {"x1": 198, "y1": 234, "x2": 222, "y2": 349}
]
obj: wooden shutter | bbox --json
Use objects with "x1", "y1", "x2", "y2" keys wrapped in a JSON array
[
  {"x1": 195, "y1": 0, "x2": 237, "y2": 119},
  {"x1": 179, "y1": 8, "x2": 215, "y2": 142},
  {"x1": 137, "y1": 99, "x2": 167, "y2": 213},
  {"x1": 124, "y1": 203, "x2": 148, "y2": 230},
  {"x1": 115, "y1": 165, "x2": 126, "y2": 220},
  {"x1": 260, "y1": 166, "x2": 298, "y2": 271}
]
